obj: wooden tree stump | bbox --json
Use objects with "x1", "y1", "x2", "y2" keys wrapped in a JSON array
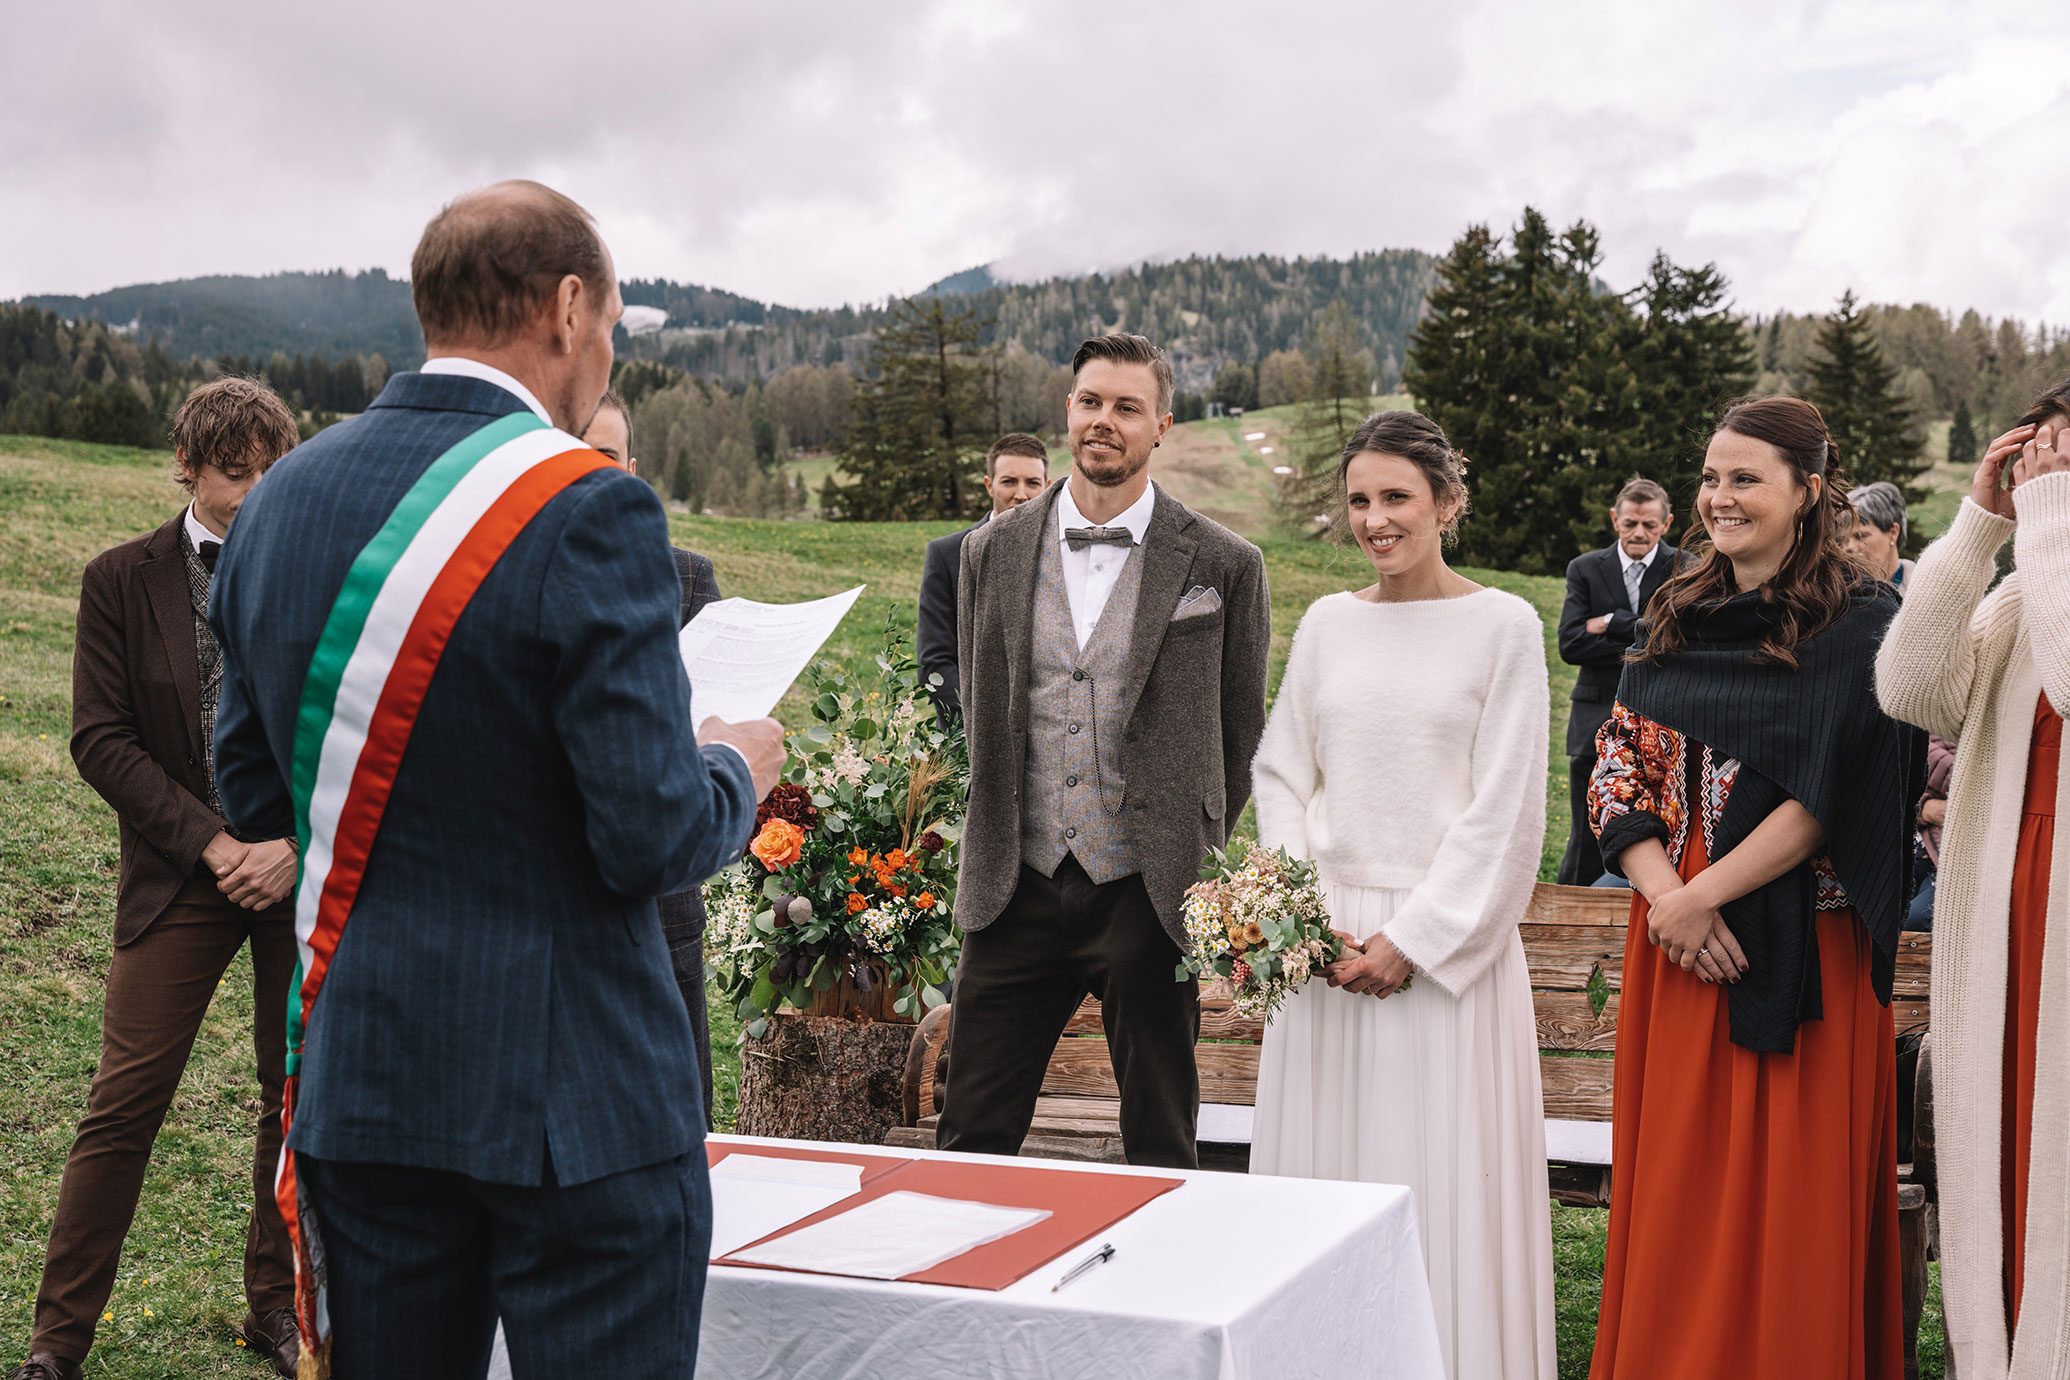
[{"x1": 736, "y1": 1012, "x2": 914, "y2": 1145}]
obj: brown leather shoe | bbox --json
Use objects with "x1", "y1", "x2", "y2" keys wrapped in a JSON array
[
  {"x1": 9, "y1": 1354, "x2": 83, "y2": 1380},
  {"x1": 240, "y1": 1308, "x2": 300, "y2": 1379}
]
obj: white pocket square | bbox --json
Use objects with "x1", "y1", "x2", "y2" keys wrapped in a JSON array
[{"x1": 1172, "y1": 586, "x2": 1222, "y2": 620}]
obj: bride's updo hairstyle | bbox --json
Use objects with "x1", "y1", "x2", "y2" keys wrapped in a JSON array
[
  {"x1": 1336, "y1": 410, "x2": 1470, "y2": 545},
  {"x1": 1638, "y1": 395, "x2": 1861, "y2": 671}
]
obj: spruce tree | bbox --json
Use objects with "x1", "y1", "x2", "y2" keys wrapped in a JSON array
[
  {"x1": 822, "y1": 295, "x2": 991, "y2": 521},
  {"x1": 1621, "y1": 252, "x2": 1756, "y2": 532},
  {"x1": 1276, "y1": 300, "x2": 1374, "y2": 531},
  {"x1": 1946, "y1": 398, "x2": 1979, "y2": 467},
  {"x1": 1804, "y1": 290, "x2": 1928, "y2": 514}
]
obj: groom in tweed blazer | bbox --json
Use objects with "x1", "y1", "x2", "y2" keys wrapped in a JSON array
[{"x1": 937, "y1": 334, "x2": 1270, "y2": 1169}]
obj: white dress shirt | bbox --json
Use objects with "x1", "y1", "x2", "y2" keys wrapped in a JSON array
[
  {"x1": 420, "y1": 355, "x2": 552, "y2": 424},
  {"x1": 183, "y1": 502, "x2": 221, "y2": 550},
  {"x1": 1054, "y1": 482, "x2": 1156, "y2": 650}
]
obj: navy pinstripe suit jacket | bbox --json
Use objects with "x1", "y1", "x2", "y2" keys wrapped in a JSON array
[{"x1": 209, "y1": 371, "x2": 756, "y2": 1187}]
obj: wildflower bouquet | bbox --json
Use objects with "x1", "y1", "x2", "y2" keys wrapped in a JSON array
[
  {"x1": 705, "y1": 611, "x2": 967, "y2": 1039},
  {"x1": 1175, "y1": 841, "x2": 1352, "y2": 1021}
]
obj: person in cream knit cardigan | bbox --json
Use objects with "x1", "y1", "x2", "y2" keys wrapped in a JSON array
[{"x1": 1875, "y1": 387, "x2": 2070, "y2": 1377}]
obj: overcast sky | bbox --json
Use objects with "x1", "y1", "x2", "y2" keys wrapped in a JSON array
[{"x1": 7, "y1": 0, "x2": 2068, "y2": 323}]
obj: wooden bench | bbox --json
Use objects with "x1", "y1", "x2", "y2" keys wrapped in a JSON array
[{"x1": 888, "y1": 882, "x2": 1939, "y2": 1376}]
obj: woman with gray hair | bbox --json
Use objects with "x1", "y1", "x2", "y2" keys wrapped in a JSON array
[{"x1": 1845, "y1": 480, "x2": 1916, "y2": 590}]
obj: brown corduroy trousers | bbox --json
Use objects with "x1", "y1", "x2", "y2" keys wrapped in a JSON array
[{"x1": 31, "y1": 877, "x2": 297, "y2": 1362}]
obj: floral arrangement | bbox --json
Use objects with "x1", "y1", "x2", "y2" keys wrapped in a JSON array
[
  {"x1": 705, "y1": 610, "x2": 967, "y2": 1038},
  {"x1": 1175, "y1": 841, "x2": 1360, "y2": 1021}
]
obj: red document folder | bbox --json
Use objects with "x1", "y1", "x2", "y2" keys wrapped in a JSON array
[{"x1": 712, "y1": 1154, "x2": 1184, "y2": 1291}]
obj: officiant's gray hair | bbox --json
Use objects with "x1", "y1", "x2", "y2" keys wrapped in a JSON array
[{"x1": 412, "y1": 180, "x2": 611, "y2": 347}]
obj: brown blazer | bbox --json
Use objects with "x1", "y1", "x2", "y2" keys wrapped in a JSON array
[
  {"x1": 72, "y1": 511, "x2": 231, "y2": 945},
  {"x1": 953, "y1": 480, "x2": 1271, "y2": 948}
]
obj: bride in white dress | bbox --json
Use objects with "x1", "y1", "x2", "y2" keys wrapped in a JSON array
[{"x1": 1250, "y1": 411, "x2": 1556, "y2": 1380}]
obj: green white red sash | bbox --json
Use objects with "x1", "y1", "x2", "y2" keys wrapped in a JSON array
[{"x1": 275, "y1": 410, "x2": 613, "y2": 1369}]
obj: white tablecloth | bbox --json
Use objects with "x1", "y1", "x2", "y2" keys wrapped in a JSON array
[{"x1": 490, "y1": 1133, "x2": 1443, "y2": 1380}]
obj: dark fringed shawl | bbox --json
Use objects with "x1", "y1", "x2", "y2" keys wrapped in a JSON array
[{"x1": 1609, "y1": 584, "x2": 1924, "y2": 1053}]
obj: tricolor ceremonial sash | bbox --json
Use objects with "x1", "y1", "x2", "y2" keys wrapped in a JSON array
[{"x1": 275, "y1": 410, "x2": 613, "y2": 1374}]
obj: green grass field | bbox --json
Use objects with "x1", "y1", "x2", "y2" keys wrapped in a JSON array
[{"x1": 0, "y1": 433, "x2": 1943, "y2": 1377}]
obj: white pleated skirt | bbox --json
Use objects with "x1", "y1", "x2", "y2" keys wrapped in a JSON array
[{"x1": 1250, "y1": 881, "x2": 1557, "y2": 1380}]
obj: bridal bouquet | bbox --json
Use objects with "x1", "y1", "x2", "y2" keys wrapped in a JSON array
[
  {"x1": 1175, "y1": 841, "x2": 1346, "y2": 1021},
  {"x1": 704, "y1": 611, "x2": 967, "y2": 1038}
]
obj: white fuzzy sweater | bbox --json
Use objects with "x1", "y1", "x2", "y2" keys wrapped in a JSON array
[
  {"x1": 1874, "y1": 478, "x2": 2070, "y2": 1379},
  {"x1": 1252, "y1": 588, "x2": 1550, "y2": 997}
]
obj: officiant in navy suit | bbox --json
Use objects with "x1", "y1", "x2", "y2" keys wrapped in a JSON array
[
  {"x1": 1555, "y1": 476, "x2": 1679, "y2": 886},
  {"x1": 916, "y1": 433, "x2": 1051, "y2": 718},
  {"x1": 207, "y1": 181, "x2": 783, "y2": 1380}
]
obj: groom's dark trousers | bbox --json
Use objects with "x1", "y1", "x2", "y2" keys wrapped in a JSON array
[
  {"x1": 209, "y1": 370, "x2": 757, "y2": 1379},
  {"x1": 937, "y1": 859, "x2": 1201, "y2": 1167}
]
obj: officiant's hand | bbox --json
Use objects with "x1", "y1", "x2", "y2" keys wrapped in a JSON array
[
  {"x1": 699, "y1": 716, "x2": 787, "y2": 802},
  {"x1": 1327, "y1": 932, "x2": 1412, "y2": 999}
]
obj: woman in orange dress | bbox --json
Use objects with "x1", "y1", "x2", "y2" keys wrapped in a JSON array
[
  {"x1": 1587, "y1": 396, "x2": 1918, "y2": 1379},
  {"x1": 1876, "y1": 378, "x2": 2070, "y2": 1375}
]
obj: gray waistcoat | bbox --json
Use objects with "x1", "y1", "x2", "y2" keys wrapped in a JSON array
[{"x1": 1020, "y1": 528, "x2": 1143, "y2": 883}]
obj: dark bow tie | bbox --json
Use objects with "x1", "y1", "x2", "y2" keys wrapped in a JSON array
[
  {"x1": 1064, "y1": 526, "x2": 1134, "y2": 552},
  {"x1": 198, "y1": 540, "x2": 221, "y2": 574}
]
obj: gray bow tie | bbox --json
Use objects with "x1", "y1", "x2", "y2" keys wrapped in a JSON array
[{"x1": 1065, "y1": 526, "x2": 1134, "y2": 551}]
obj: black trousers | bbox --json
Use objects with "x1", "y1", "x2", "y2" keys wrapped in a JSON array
[
  {"x1": 296, "y1": 1149, "x2": 710, "y2": 1380},
  {"x1": 1558, "y1": 750, "x2": 1607, "y2": 886},
  {"x1": 936, "y1": 857, "x2": 1200, "y2": 1169}
]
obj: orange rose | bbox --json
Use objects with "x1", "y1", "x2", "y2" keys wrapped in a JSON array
[
  {"x1": 886, "y1": 882, "x2": 907, "y2": 899},
  {"x1": 887, "y1": 848, "x2": 910, "y2": 870},
  {"x1": 915, "y1": 892, "x2": 936, "y2": 909},
  {"x1": 846, "y1": 892, "x2": 869, "y2": 914},
  {"x1": 749, "y1": 819, "x2": 804, "y2": 871},
  {"x1": 849, "y1": 847, "x2": 868, "y2": 866}
]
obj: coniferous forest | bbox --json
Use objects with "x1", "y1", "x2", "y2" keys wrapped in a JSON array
[{"x1": 9, "y1": 237, "x2": 2069, "y2": 565}]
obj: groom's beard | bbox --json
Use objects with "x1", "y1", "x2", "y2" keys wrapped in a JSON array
[{"x1": 1072, "y1": 434, "x2": 1153, "y2": 488}]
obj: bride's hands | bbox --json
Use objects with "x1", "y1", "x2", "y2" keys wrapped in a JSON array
[{"x1": 1326, "y1": 932, "x2": 1412, "y2": 999}]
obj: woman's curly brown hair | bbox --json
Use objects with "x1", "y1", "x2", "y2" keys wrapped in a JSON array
[{"x1": 1634, "y1": 395, "x2": 1863, "y2": 670}]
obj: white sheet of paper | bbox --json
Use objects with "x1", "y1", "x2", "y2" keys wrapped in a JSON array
[
  {"x1": 728, "y1": 1190, "x2": 1051, "y2": 1280},
  {"x1": 707, "y1": 1156, "x2": 865, "y2": 1259},
  {"x1": 679, "y1": 586, "x2": 865, "y2": 724}
]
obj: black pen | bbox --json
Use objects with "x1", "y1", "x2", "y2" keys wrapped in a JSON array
[{"x1": 1051, "y1": 1242, "x2": 1116, "y2": 1292}]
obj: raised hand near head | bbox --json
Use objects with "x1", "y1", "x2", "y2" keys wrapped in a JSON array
[
  {"x1": 1972, "y1": 423, "x2": 2035, "y2": 521},
  {"x1": 2014, "y1": 421, "x2": 2070, "y2": 490}
]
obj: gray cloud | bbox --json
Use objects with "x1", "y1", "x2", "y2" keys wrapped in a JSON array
[{"x1": 6, "y1": 0, "x2": 2068, "y2": 322}]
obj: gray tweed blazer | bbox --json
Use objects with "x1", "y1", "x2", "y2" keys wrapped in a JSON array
[{"x1": 954, "y1": 480, "x2": 1270, "y2": 948}]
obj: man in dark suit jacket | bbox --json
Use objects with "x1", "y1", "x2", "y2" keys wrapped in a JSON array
[
  {"x1": 917, "y1": 432, "x2": 1050, "y2": 717},
  {"x1": 207, "y1": 182, "x2": 782, "y2": 1380},
  {"x1": 586, "y1": 390, "x2": 723, "y2": 1125},
  {"x1": 10, "y1": 380, "x2": 305, "y2": 1380},
  {"x1": 1556, "y1": 476, "x2": 1679, "y2": 886},
  {"x1": 937, "y1": 335, "x2": 1270, "y2": 1170}
]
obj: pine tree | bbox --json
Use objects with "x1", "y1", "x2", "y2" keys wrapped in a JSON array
[
  {"x1": 1405, "y1": 211, "x2": 1636, "y2": 575},
  {"x1": 1276, "y1": 301, "x2": 1374, "y2": 530},
  {"x1": 1804, "y1": 290, "x2": 1928, "y2": 515},
  {"x1": 1946, "y1": 398, "x2": 1979, "y2": 468},
  {"x1": 822, "y1": 296, "x2": 991, "y2": 521},
  {"x1": 1621, "y1": 252, "x2": 1756, "y2": 531}
]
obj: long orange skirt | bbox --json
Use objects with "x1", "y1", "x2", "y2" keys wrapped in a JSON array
[
  {"x1": 2003, "y1": 694, "x2": 2061, "y2": 1338},
  {"x1": 1589, "y1": 826, "x2": 1903, "y2": 1379}
]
